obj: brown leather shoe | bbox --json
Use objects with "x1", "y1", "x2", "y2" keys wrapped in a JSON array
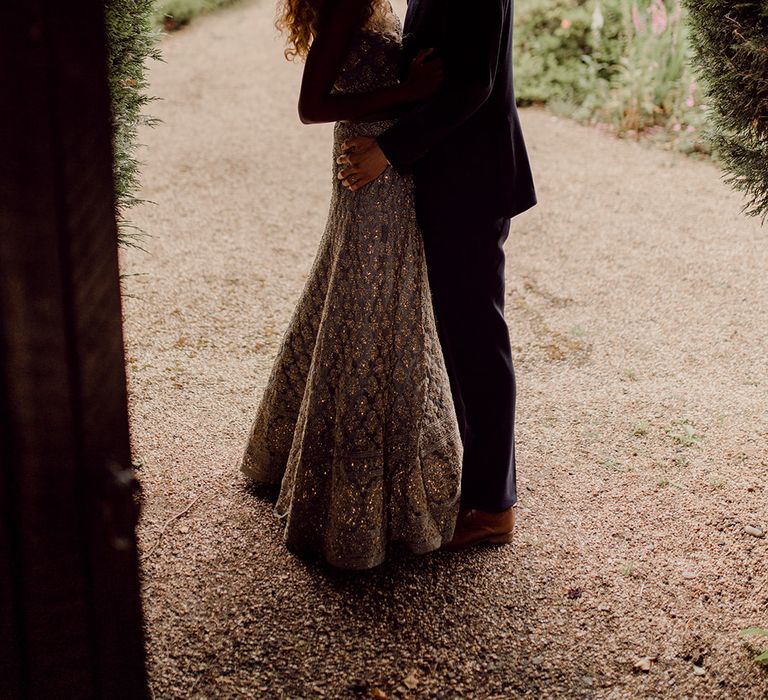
[{"x1": 442, "y1": 506, "x2": 516, "y2": 551}]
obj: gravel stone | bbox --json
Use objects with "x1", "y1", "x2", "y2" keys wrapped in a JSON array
[{"x1": 122, "y1": 1, "x2": 768, "y2": 698}]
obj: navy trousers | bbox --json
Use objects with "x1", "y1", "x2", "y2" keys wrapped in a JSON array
[{"x1": 415, "y1": 201, "x2": 517, "y2": 513}]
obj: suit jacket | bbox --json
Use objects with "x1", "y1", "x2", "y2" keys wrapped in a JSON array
[{"x1": 377, "y1": 0, "x2": 537, "y2": 220}]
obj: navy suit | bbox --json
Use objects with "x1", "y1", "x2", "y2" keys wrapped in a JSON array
[{"x1": 377, "y1": 0, "x2": 536, "y2": 511}]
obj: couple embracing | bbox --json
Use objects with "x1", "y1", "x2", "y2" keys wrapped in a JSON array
[{"x1": 241, "y1": 0, "x2": 536, "y2": 569}]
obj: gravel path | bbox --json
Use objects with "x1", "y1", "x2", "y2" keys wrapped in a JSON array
[{"x1": 122, "y1": 1, "x2": 768, "y2": 697}]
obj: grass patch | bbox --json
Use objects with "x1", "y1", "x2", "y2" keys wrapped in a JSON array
[
  {"x1": 599, "y1": 457, "x2": 622, "y2": 471},
  {"x1": 619, "y1": 561, "x2": 636, "y2": 577},
  {"x1": 740, "y1": 628, "x2": 768, "y2": 666},
  {"x1": 707, "y1": 473, "x2": 725, "y2": 491},
  {"x1": 667, "y1": 419, "x2": 702, "y2": 448}
]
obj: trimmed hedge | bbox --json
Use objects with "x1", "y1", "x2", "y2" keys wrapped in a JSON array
[
  {"x1": 684, "y1": 0, "x2": 768, "y2": 220},
  {"x1": 105, "y1": 0, "x2": 161, "y2": 248}
]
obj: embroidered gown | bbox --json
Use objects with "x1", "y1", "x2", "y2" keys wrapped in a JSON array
[{"x1": 241, "y1": 9, "x2": 462, "y2": 569}]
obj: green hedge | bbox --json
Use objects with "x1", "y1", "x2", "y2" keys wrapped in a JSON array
[
  {"x1": 105, "y1": 0, "x2": 161, "y2": 248},
  {"x1": 104, "y1": 0, "x2": 241, "y2": 251},
  {"x1": 684, "y1": 0, "x2": 768, "y2": 220},
  {"x1": 514, "y1": 0, "x2": 625, "y2": 105}
]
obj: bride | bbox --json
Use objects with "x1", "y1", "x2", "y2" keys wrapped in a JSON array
[{"x1": 240, "y1": 0, "x2": 463, "y2": 569}]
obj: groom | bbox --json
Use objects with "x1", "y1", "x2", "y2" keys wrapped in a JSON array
[{"x1": 337, "y1": 0, "x2": 536, "y2": 549}]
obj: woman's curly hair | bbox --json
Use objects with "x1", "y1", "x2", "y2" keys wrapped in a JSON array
[{"x1": 276, "y1": 0, "x2": 383, "y2": 60}]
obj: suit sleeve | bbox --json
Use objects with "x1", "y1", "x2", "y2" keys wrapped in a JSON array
[{"x1": 377, "y1": 0, "x2": 507, "y2": 170}]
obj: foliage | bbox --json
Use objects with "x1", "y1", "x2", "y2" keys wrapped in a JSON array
[
  {"x1": 514, "y1": 0, "x2": 706, "y2": 152},
  {"x1": 153, "y1": 0, "x2": 242, "y2": 30},
  {"x1": 683, "y1": 0, "x2": 768, "y2": 221},
  {"x1": 105, "y1": 0, "x2": 162, "y2": 248},
  {"x1": 104, "y1": 0, "x2": 241, "y2": 252},
  {"x1": 601, "y1": 1, "x2": 694, "y2": 131},
  {"x1": 514, "y1": 0, "x2": 625, "y2": 105}
]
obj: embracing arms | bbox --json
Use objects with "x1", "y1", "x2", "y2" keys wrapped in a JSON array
[
  {"x1": 297, "y1": 0, "x2": 442, "y2": 125},
  {"x1": 337, "y1": 0, "x2": 508, "y2": 190},
  {"x1": 376, "y1": 0, "x2": 507, "y2": 168}
]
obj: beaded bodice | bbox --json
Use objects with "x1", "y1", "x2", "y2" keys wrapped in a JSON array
[{"x1": 333, "y1": 10, "x2": 402, "y2": 95}]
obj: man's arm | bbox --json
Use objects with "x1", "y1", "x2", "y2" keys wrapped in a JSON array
[{"x1": 376, "y1": 0, "x2": 507, "y2": 169}]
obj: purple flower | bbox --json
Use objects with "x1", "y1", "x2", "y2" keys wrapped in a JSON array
[
  {"x1": 650, "y1": 0, "x2": 668, "y2": 34},
  {"x1": 686, "y1": 80, "x2": 697, "y2": 108}
]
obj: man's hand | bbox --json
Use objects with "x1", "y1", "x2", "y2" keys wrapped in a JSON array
[{"x1": 336, "y1": 137, "x2": 389, "y2": 191}]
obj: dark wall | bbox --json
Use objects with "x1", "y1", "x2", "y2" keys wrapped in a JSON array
[{"x1": 0, "y1": 2, "x2": 148, "y2": 697}]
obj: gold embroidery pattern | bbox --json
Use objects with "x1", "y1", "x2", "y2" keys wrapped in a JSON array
[{"x1": 241, "y1": 13, "x2": 462, "y2": 569}]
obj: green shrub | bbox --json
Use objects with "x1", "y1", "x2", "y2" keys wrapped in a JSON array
[
  {"x1": 104, "y1": 0, "x2": 240, "y2": 251},
  {"x1": 514, "y1": 0, "x2": 626, "y2": 105},
  {"x1": 105, "y1": 0, "x2": 161, "y2": 248},
  {"x1": 599, "y1": 1, "x2": 700, "y2": 135},
  {"x1": 514, "y1": 0, "x2": 706, "y2": 152},
  {"x1": 684, "y1": 0, "x2": 768, "y2": 220}
]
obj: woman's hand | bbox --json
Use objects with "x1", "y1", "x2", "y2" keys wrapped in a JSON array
[
  {"x1": 401, "y1": 48, "x2": 444, "y2": 101},
  {"x1": 336, "y1": 137, "x2": 389, "y2": 191}
]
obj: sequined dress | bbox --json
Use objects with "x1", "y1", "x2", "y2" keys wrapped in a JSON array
[{"x1": 240, "y1": 10, "x2": 462, "y2": 570}]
